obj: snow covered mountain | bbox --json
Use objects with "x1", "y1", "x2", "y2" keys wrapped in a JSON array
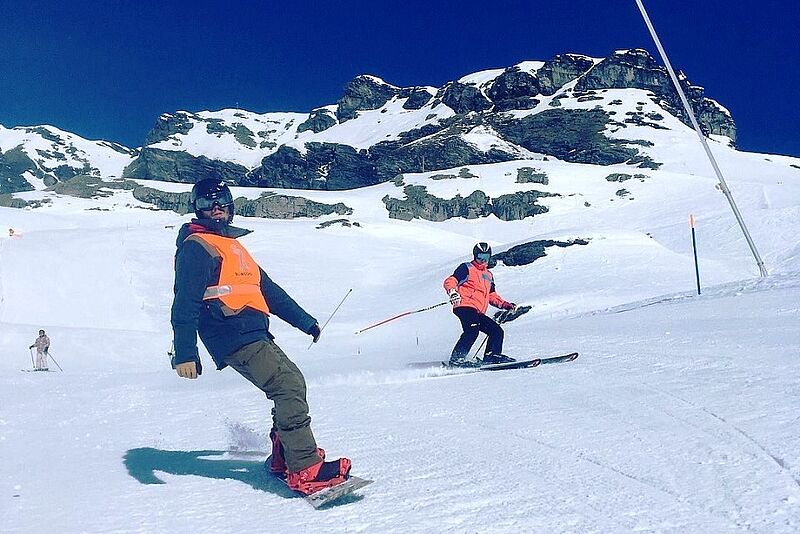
[{"x1": 1, "y1": 49, "x2": 799, "y2": 533}]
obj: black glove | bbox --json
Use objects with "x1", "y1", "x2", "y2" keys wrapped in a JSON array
[
  {"x1": 307, "y1": 323, "x2": 322, "y2": 343},
  {"x1": 44, "y1": 348, "x2": 49, "y2": 354}
]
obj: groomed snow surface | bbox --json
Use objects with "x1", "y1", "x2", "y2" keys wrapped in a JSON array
[{"x1": 1, "y1": 160, "x2": 799, "y2": 532}]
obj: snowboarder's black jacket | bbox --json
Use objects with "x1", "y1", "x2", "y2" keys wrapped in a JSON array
[{"x1": 170, "y1": 219, "x2": 317, "y2": 373}]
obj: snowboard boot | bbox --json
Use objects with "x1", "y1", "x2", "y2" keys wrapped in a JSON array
[
  {"x1": 286, "y1": 457, "x2": 352, "y2": 496},
  {"x1": 482, "y1": 353, "x2": 516, "y2": 365},
  {"x1": 448, "y1": 356, "x2": 482, "y2": 368},
  {"x1": 267, "y1": 428, "x2": 325, "y2": 478}
]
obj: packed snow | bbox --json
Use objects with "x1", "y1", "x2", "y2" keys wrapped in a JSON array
[{"x1": 1, "y1": 142, "x2": 799, "y2": 532}]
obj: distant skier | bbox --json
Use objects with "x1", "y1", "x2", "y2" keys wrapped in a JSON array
[
  {"x1": 443, "y1": 243, "x2": 517, "y2": 367},
  {"x1": 169, "y1": 178, "x2": 352, "y2": 496},
  {"x1": 29, "y1": 329, "x2": 50, "y2": 371}
]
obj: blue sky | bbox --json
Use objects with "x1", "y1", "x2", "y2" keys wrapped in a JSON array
[{"x1": 1, "y1": 0, "x2": 798, "y2": 157}]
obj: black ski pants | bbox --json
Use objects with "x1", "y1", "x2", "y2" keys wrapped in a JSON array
[{"x1": 450, "y1": 306, "x2": 504, "y2": 361}]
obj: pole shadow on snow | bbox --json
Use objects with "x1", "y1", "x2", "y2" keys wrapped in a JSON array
[{"x1": 123, "y1": 447, "x2": 294, "y2": 499}]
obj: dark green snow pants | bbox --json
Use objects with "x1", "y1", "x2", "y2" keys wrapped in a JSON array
[{"x1": 224, "y1": 339, "x2": 319, "y2": 472}]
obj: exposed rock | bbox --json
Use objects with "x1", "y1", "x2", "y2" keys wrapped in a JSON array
[
  {"x1": 123, "y1": 147, "x2": 249, "y2": 183},
  {"x1": 438, "y1": 82, "x2": 493, "y2": 114},
  {"x1": 382, "y1": 185, "x2": 557, "y2": 222},
  {"x1": 538, "y1": 54, "x2": 597, "y2": 95},
  {"x1": 145, "y1": 112, "x2": 196, "y2": 145},
  {"x1": 248, "y1": 143, "x2": 379, "y2": 190},
  {"x1": 336, "y1": 75, "x2": 399, "y2": 122},
  {"x1": 516, "y1": 167, "x2": 549, "y2": 185},
  {"x1": 297, "y1": 109, "x2": 337, "y2": 134},
  {"x1": 490, "y1": 108, "x2": 661, "y2": 168},
  {"x1": 400, "y1": 87, "x2": 433, "y2": 110},
  {"x1": 576, "y1": 49, "x2": 736, "y2": 142},
  {"x1": 50, "y1": 175, "x2": 138, "y2": 198},
  {"x1": 491, "y1": 239, "x2": 590, "y2": 266},
  {"x1": 0, "y1": 146, "x2": 38, "y2": 194},
  {"x1": 488, "y1": 67, "x2": 541, "y2": 112},
  {"x1": 236, "y1": 192, "x2": 352, "y2": 219}
]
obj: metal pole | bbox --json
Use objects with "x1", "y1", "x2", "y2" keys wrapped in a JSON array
[
  {"x1": 690, "y1": 214, "x2": 701, "y2": 295},
  {"x1": 308, "y1": 288, "x2": 353, "y2": 349},
  {"x1": 46, "y1": 352, "x2": 63, "y2": 372},
  {"x1": 635, "y1": 0, "x2": 767, "y2": 277},
  {"x1": 30, "y1": 347, "x2": 35, "y2": 370},
  {"x1": 356, "y1": 301, "x2": 448, "y2": 335}
]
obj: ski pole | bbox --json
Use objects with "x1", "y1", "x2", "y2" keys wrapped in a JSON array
[
  {"x1": 46, "y1": 352, "x2": 63, "y2": 372},
  {"x1": 355, "y1": 301, "x2": 448, "y2": 335},
  {"x1": 29, "y1": 347, "x2": 35, "y2": 370},
  {"x1": 308, "y1": 288, "x2": 353, "y2": 349}
]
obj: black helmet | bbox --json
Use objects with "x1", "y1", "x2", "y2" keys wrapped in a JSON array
[
  {"x1": 473, "y1": 242, "x2": 492, "y2": 262},
  {"x1": 39, "y1": 329, "x2": 45, "y2": 335},
  {"x1": 190, "y1": 179, "x2": 235, "y2": 222}
]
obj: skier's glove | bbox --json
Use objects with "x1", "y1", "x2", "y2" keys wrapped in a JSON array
[
  {"x1": 448, "y1": 289, "x2": 461, "y2": 306},
  {"x1": 175, "y1": 361, "x2": 198, "y2": 379},
  {"x1": 308, "y1": 323, "x2": 322, "y2": 343}
]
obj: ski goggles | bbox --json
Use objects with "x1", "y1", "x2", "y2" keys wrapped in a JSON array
[
  {"x1": 476, "y1": 252, "x2": 491, "y2": 263},
  {"x1": 195, "y1": 193, "x2": 233, "y2": 211}
]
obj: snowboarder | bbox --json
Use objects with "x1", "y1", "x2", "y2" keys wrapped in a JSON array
[
  {"x1": 29, "y1": 329, "x2": 50, "y2": 371},
  {"x1": 443, "y1": 243, "x2": 517, "y2": 367},
  {"x1": 170, "y1": 178, "x2": 351, "y2": 496}
]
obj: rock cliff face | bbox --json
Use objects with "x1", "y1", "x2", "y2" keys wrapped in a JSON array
[
  {"x1": 382, "y1": 185, "x2": 558, "y2": 222},
  {"x1": 4, "y1": 49, "x2": 741, "y2": 213},
  {"x1": 124, "y1": 147, "x2": 250, "y2": 184}
]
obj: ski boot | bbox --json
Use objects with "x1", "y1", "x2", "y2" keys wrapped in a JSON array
[
  {"x1": 286, "y1": 457, "x2": 352, "y2": 496},
  {"x1": 482, "y1": 353, "x2": 516, "y2": 365},
  {"x1": 447, "y1": 356, "x2": 482, "y2": 368},
  {"x1": 267, "y1": 428, "x2": 325, "y2": 478}
]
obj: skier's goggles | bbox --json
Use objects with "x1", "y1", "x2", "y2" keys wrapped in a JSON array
[
  {"x1": 195, "y1": 194, "x2": 233, "y2": 211},
  {"x1": 476, "y1": 253, "x2": 491, "y2": 262}
]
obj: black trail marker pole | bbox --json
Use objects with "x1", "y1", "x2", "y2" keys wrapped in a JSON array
[{"x1": 690, "y1": 214, "x2": 701, "y2": 295}]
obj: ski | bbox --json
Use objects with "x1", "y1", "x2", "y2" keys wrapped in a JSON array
[{"x1": 408, "y1": 352, "x2": 578, "y2": 372}]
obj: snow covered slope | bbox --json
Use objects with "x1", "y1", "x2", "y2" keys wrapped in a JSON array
[{"x1": 1, "y1": 143, "x2": 799, "y2": 531}]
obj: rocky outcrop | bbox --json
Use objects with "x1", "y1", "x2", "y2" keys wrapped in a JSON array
[
  {"x1": 123, "y1": 147, "x2": 249, "y2": 183},
  {"x1": 145, "y1": 112, "x2": 196, "y2": 145},
  {"x1": 336, "y1": 75, "x2": 399, "y2": 122},
  {"x1": 488, "y1": 66, "x2": 541, "y2": 111},
  {"x1": 438, "y1": 82, "x2": 493, "y2": 114},
  {"x1": 537, "y1": 54, "x2": 597, "y2": 95},
  {"x1": 490, "y1": 108, "x2": 661, "y2": 168},
  {"x1": 382, "y1": 185, "x2": 557, "y2": 221},
  {"x1": 248, "y1": 143, "x2": 379, "y2": 190},
  {"x1": 0, "y1": 146, "x2": 37, "y2": 194},
  {"x1": 400, "y1": 87, "x2": 434, "y2": 110},
  {"x1": 491, "y1": 239, "x2": 590, "y2": 267},
  {"x1": 236, "y1": 192, "x2": 352, "y2": 219},
  {"x1": 575, "y1": 49, "x2": 736, "y2": 142},
  {"x1": 297, "y1": 109, "x2": 337, "y2": 134}
]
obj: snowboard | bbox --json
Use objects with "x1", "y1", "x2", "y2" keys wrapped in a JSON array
[
  {"x1": 265, "y1": 461, "x2": 372, "y2": 508},
  {"x1": 304, "y1": 476, "x2": 374, "y2": 509}
]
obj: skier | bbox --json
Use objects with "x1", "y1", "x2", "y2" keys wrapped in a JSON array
[
  {"x1": 443, "y1": 243, "x2": 517, "y2": 367},
  {"x1": 170, "y1": 178, "x2": 351, "y2": 495},
  {"x1": 29, "y1": 329, "x2": 50, "y2": 371}
]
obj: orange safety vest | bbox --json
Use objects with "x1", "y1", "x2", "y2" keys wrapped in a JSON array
[{"x1": 184, "y1": 233, "x2": 270, "y2": 316}]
